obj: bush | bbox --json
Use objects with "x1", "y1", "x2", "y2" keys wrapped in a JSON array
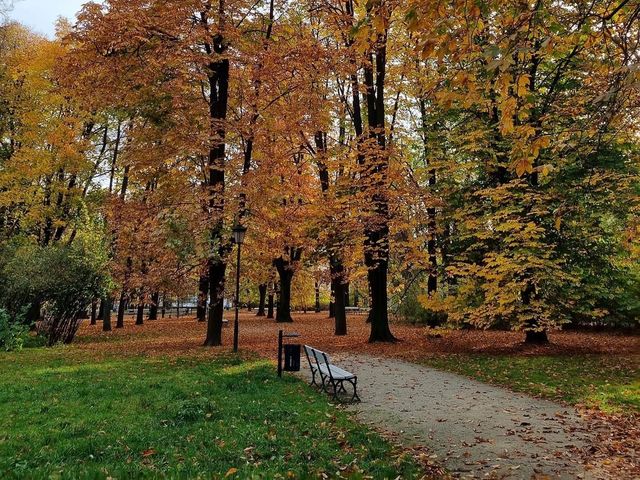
[
  {"x1": 0, "y1": 309, "x2": 29, "y2": 352},
  {"x1": 0, "y1": 238, "x2": 109, "y2": 345}
]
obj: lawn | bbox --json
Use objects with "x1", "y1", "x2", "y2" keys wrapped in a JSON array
[
  {"x1": 421, "y1": 354, "x2": 640, "y2": 414},
  {"x1": 0, "y1": 347, "x2": 422, "y2": 479}
]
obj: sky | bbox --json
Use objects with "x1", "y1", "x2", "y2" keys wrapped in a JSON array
[{"x1": 8, "y1": 0, "x2": 89, "y2": 38}]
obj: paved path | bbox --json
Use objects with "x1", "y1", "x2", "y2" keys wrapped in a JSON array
[{"x1": 301, "y1": 353, "x2": 596, "y2": 479}]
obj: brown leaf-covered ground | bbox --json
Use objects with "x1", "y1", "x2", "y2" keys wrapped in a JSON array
[{"x1": 76, "y1": 310, "x2": 640, "y2": 360}]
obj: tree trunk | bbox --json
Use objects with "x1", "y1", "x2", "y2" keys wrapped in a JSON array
[
  {"x1": 202, "y1": 6, "x2": 230, "y2": 347},
  {"x1": 367, "y1": 261, "x2": 395, "y2": 342},
  {"x1": 334, "y1": 281, "x2": 347, "y2": 336},
  {"x1": 267, "y1": 292, "x2": 274, "y2": 319},
  {"x1": 525, "y1": 330, "x2": 549, "y2": 344},
  {"x1": 315, "y1": 281, "x2": 321, "y2": 313},
  {"x1": 102, "y1": 297, "x2": 112, "y2": 332},
  {"x1": 256, "y1": 284, "x2": 267, "y2": 316},
  {"x1": 522, "y1": 283, "x2": 548, "y2": 344},
  {"x1": 274, "y1": 249, "x2": 301, "y2": 323},
  {"x1": 136, "y1": 302, "x2": 144, "y2": 326},
  {"x1": 344, "y1": 282, "x2": 351, "y2": 307},
  {"x1": 330, "y1": 260, "x2": 348, "y2": 335},
  {"x1": 346, "y1": 1, "x2": 393, "y2": 342},
  {"x1": 148, "y1": 292, "x2": 159, "y2": 320},
  {"x1": 90, "y1": 299, "x2": 98, "y2": 326},
  {"x1": 329, "y1": 277, "x2": 335, "y2": 318},
  {"x1": 116, "y1": 289, "x2": 126, "y2": 328},
  {"x1": 197, "y1": 274, "x2": 208, "y2": 322},
  {"x1": 276, "y1": 270, "x2": 293, "y2": 323},
  {"x1": 204, "y1": 258, "x2": 227, "y2": 346},
  {"x1": 419, "y1": 98, "x2": 438, "y2": 297}
]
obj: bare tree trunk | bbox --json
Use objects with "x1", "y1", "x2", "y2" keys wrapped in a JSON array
[
  {"x1": 116, "y1": 289, "x2": 126, "y2": 328},
  {"x1": 136, "y1": 300, "x2": 144, "y2": 326},
  {"x1": 274, "y1": 248, "x2": 302, "y2": 323},
  {"x1": 275, "y1": 270, "x2": 293, "y2": 323},
  {"x1": 197, "y1": 274, "x2": 208, "y2": 322},
  {"x1": 267, "y1": 291, "x2": 275, "y2": 319},
  {"x1": 256, "y1": 284, "x2": 267, "y2": 316},
  {"x1": 148, "y1": 292, "x2": 159, "y2": 320},
  {"x1": 315, "y1": 281, "x2": 321, "y2": 313},
  {"x1": 102, "y1": 297, "x2": 112, "y2": 332},
  {"x1": 90, "y1": 299, "x2": 98, "y2": 326},
  {"x1": 202, "y1": 4, "x2": 230, "y2": 347}
]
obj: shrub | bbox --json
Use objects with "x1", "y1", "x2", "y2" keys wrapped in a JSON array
[
  {"x1": 0, "y1": 238, "x2": 109, "y2": 345},
  {"x1": 0, "y1": 308, "x2": 29, "y2": 352}
]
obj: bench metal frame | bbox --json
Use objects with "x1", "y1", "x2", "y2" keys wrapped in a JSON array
[{"x1": 303, "y1": 345, "x2": 360, "y2": 403}]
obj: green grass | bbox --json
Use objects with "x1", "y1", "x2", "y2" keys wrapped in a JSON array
[
  {"x1": 0, "y1": 348, "x2": 421, "y2": 479},
  {"x1": 421, "y1": 354, "x2": 639, "y2": 414}
]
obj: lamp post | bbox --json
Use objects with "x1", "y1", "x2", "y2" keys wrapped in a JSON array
[{"x1": 232, "y1": 222, "x2": 247, "y2": 353}]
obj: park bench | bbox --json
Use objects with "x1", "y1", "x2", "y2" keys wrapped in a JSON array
[{"x1": 303, "y1": 345, "x2": 360, "y2": 403}]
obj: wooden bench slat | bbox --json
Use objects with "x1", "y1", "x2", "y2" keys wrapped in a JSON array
[{"x1": 319, "y1": 364, "x2": 355, "y2": 380}]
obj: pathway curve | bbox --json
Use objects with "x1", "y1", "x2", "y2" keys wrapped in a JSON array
[{"x1": 302, "y1": 353, "x2": 597, "y2": 479}]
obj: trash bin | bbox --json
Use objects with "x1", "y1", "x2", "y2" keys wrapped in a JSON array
[{"x1": 283, "y1": 344, "x2": 301, "y2": 372}]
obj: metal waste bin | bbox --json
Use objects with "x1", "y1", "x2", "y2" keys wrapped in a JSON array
[{"x1": 283, "y1": 344, "x2": 301, "y2": 372}]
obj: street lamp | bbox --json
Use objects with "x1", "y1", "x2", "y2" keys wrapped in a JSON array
[{"x1": 232, "y1": 222, "x2": 247, "y2": 353}]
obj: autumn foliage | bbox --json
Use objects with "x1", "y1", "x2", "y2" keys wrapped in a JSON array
[{"x1": 0, "y1": 0, "x2": 638, "y2": 345}]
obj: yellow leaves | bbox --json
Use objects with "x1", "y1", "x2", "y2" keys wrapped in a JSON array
[
  {"x1": 499, "y1": 97, "x2": 517, "y2": 135},
  {"x1": 225, "y1": 467, "x2": 238, "y2": 477},
  {"x1": 531, "y1": 136, "x2": 550, "y2": 158},
  {"x1": 514, "y1": 158, "x2": 533, "y2": 177},
  {"x1": 371, "y1": 14, "x2": 387, "y2": 35},
  {"x1": 554, "y1": 216, "x2": 562, "y2": 232},
  {"x1": 516, "y1": 75, "x2": 530, "y2": 98}
]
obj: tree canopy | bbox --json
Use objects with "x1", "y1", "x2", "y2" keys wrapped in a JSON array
[{"x1": 0, "y1": 0, "x2": 638, "y2": 345}]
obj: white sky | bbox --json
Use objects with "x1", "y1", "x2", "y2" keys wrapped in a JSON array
[{"x1": 8, "y1": 0, "x2": 90, "y2": 38}]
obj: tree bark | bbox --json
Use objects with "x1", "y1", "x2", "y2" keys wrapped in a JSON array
[
  {"x1": 314, "y1": 281, "x2": 321, "y2": 313},
  {"x1": 197, "y1": 273, "x2": 208, "y2": 322},
  {"x1": 330, "y1": 261, "x2": 348, "y2": 335},
  {"x1": 276, "y1": 269, "x2": 293, "y2": 323},
  {"x1": 362, "y1": 17, "x2": 394, "y2": 343},
  {"x1": 116, "y1": 289, "x2": 126, "y2": 328},
  {"x1": 148, "y1": 292, "x2": 159, "y2": 320},
  {"x1": 419, "y1": 98, "x2": 438, "y2": 297},
  {"x1": 204, "y1": 259, "x2": 226, "y2": 346},
  {"x1": 522, "y1": 283, "x2": 548, "y2": 344},
  {"x1": 345, "y1": 0, "x2": 393, "y2": 342},
  {"x1": 274, "y1": 248, "x2": 302, "y2": 323},
  {"x1": 367, "y1": 264, "x2": 394, "y2": 341},
  {"x1": 256, "y1": 284, "x2": 267, "y2": 316},
  {"x1": 202, "y1": 4, "x2": 230, "y2": 347},
  {"x1": 525, "y1": 330, "x2": 549, "y2": 344},
  {"x1": 136, "y1": 301, "x2": 144, "y2": 326},
  {"x1": 333, "y1": 280, "x2": 347, "y2": 336},
  {"x1": 90, "y1": 299, "x2": 98, "y2": 326},
  {"x1": 328, "y1": 286, "x2": 335, "y2": 318},
  {"x1": 267, "y1": 291, "x2": 275, "y2": 319},
  {"x1": 102, "y1": 297, "x2": 112, "y2": 332}
]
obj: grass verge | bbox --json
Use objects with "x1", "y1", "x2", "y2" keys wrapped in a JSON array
[
  {"x1": 0, "y1": 347, "x2": 422, "y2": 479},
  {"x1": 421, "y1": 354, "x2": 639, "y2": 414}
]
